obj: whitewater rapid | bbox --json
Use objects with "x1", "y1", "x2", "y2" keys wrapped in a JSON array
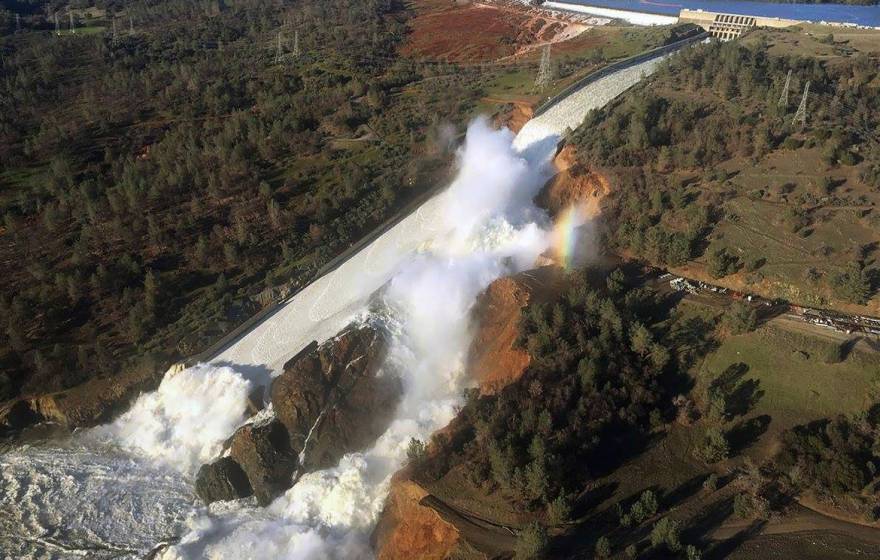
[{"x1": 0, "y1": 51, "x2": 677, "y2": 560}]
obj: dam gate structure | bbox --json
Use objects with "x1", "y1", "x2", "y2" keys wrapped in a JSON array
[{"x1": 679, "y1": 9, "x2": 802, "y2": 40}]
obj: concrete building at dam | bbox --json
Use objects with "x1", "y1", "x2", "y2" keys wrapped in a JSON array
[{"x1": 676, "y1": 9, "x2": 802, "y2": 40}]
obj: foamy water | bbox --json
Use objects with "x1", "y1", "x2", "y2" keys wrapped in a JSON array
[{"x1": 0, "y1": 52, "x2": 674, "y2": 559}]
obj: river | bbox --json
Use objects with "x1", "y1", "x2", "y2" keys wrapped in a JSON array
[{"x1": 566, "y1": 0, "x2": 880, "y2": 26}]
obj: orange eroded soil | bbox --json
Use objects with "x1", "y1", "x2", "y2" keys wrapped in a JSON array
[
  {"x1": 538, "y1": 143, "x2": 611, "y2": 219},
  {"x1": 373, "y1": 476, "x2": 461, "y2": 560},
  {"x1": 403, "y1": 0, "x2": 590, "y2": 63}
]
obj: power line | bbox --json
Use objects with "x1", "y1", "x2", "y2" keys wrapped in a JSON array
[
  {"x1": 777, "y1": 69, "x2": 791, "y2": 108},
  {"x1": 274, "y1": 32, "x2": 284, "y2": 64},
  {"x1": 793, "y1": 81, "x2": 810, "y2": 127}
]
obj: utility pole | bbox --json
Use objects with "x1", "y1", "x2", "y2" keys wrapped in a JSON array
[
  {"x1": 274, "y1": 32, "x2": 284, "y2": 63},
  {"x1": 112, "y1": 17, "x2": 118, "y2": 45},
  {"x1": 777, "y1": 69, "x2": 791, "y2": 108},
  {"x1": 292, "y1": 29, "x2": 300, "y2": 58},
  {"x1": 535, "y1": 44, "x2": 551, "y2": 91},
  {"x1": 793, "y1": 81, "x2": 810, "y2": 127},
  {"x1": 129, "y1": 16, "x2": 134, "y2": 34},
  {"x1": 54, "y1": 12, "x2": 60, "y2": 35},
  {"x1": 69, "y1": 10, "x2": 75, "y2": 34},
  {"x1": 15, "y1": 13, "x2": 20, "y2": 33}
]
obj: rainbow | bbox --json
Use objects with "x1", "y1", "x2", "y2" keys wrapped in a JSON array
[{"x1": 552, "y1": 205, "x2": 586, "y2": 270}]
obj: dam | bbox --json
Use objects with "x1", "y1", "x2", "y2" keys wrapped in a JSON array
[{"x1": 551, "y1": 0, "x2": 880, "y2": 28}]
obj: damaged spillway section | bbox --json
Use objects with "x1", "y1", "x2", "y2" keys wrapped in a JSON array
[
  {"x1": 195, "y1": 324, "x2": 400, "y2": 506},
  {"x1": 160, "y1": 116, "x2": 557, "y2": 559},
  {"x1": 0, "y1": 46, "x2": 684, "y2": 560}
]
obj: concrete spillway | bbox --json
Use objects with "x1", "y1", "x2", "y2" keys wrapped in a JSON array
[
  {"x1": 214, "y1": 50, "x2": 675, "y2": 378},
  {"x1": 0, "y1": 47, "x2": 682, "y2": 560}
]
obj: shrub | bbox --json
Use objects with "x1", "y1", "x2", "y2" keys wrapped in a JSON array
[
  {"x1": 724, "y1": 301, "x2": 757, "y2": 334},
  {"x1": 744, "y1": 256, "x2": 765, "y2": 272},
  {"x1": 733, "y1": 493, "x2": 754, "y2": 519},
  {"x1": 782, "y1": 137, "x2": 803, "y2": 150},
  {"x1": 547, "y1": 493, "x2": 572, "y2": 525},
  {"x1": 686, "y1": 544, "x2": 702, "y2": 560},
  {"x1": 406, "y1": 438, "x2": 427, "y2": 463},
  {"x1": 625, "y1": 544, "x2": 638, "y2": 559},
  {"x1": 831, "y1": 264, "x2": 871, "y2": 305},
  {"x1": 695, "y1": 427, "x2": 730, "y2": 464},
  {"x1": 703, "y1": 473, "x2": 719, "y2": 492},
  {"x1": 650, "y1": 517, "x2": 681, "y2": 552},
  {"x1": 515, "y1": 522, "x2": 548, "y2": 560},
  {"x1": 595, "y1": 536, "x2": 611, "y2": 558},
  {"x1": 707, "y1": 248, "x2": 739, "y2": 278}
]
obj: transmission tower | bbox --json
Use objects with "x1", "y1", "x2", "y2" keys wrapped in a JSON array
[
  {"x1": 274, "y1": 32, "x2": 284, "y2": 63},
  {"x1": 535, "y1": 44, "x2": 551, "y2": 91},
  {"x1": 777, "y1": 69, "x2": 791, "y2": 108},
  {"x1": 112, "y1": 18, "x2": 118, "y2": 45},
  {"x1": 793, "y1": 81, "x2": 810, "y2": 127},
  {"x1": 129, "y1": 16, "x2": 134, "y2": 34},
  {"x1": 15, "y1": 13, "x2": 20, "y2": 33},
  {"x1": 54, "y1": 12, "x2": 60, "y2": 35},
  {"x1": 69, "y1": 10, "x2": 75, "y2": 34},
  {"x1": 292, "y1": 30, "x2": 300, "y2": 58}
]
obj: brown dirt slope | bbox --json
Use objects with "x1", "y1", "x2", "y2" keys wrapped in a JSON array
[
  {"x1": 373, "y1": 476, "x2": 461, "y2": 560},
  {"x1": 468, "y1": 266, "x2": 564, "y2": 395},
  {"x1": 403, "y1": 0, "x2": 589, "y2": 63},
  {"x1": 537, "y1": 143, "x2": 610, "y2": 219},
  {"x1": 491, "y1": 100, "x2": 533, "y2": 134}
]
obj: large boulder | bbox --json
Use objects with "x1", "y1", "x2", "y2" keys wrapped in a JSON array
[
  {"x1": 195, "y1": 456, "x2": 252, "y2": 503},
  {"x1": 271, "y1": 324, "x2": 399, "y2": 471},
  {"x1": 228, "y1": 419, "x2": 298, "y2": 505},
  {"x1": 1, "y1": 362, "x2": 163, "y2": 437},
  {"x1": 194, "y1": 323, "x2": 401, "y2": 506}
]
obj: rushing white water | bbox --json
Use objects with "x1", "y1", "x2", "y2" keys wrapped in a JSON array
[
  {"x1": 159, "y1": 116, "x2": 556, "y2": 559},
  {"x1": 0, "y1": 53, "x2": 675, "y2": 560}
]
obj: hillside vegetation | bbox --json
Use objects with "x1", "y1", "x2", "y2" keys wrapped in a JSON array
[
  {"x1": 571, "y1": 30, "x2": 880, "y2": 314},
  {"x1": 0, "y1": 0, "x2": 496, "y2": 400},
  {"x1": 0, "y1": 0, "x2": 685, "y2": 408}
]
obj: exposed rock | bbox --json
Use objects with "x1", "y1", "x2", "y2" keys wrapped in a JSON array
[
  {"x1": 0, "y1": 400, "x2": 43, "y2": 434},
  {"x1": 467, "y1": 278, "x2": 532, "y2": 395},
  {"x1": 536, "y1": 143, "x2": 610, "y2": 219},
  {"x1": 195, "y1": 456, "x2": 252, "y2": 504},
  {"x1": 494, "y1": 101, "x2": 534, "y2": 134},
  {"x1": 0, "y1": 363, "x2": 163, "y2": 437},
  {"x1": 373, "y1": 477, "x2": 460, "y2": 560},
  {"x1": 229, "y1": 419, "x2": 298, "y2": 505},
  {"x1": 467, "y1": 268, "x2": 564, "y2": 395},
  {"x1": 245, "y1": 385, "x2": 266, "y2": 416},
  {"x1": 194, "y1": 323, "x2": 400, "y2": 506},
  {"x1": 271, "y1": 324, "x2": 399, "y2": 472}
]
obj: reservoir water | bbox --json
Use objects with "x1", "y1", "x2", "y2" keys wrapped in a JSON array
[{"x1": 567, "y1": 0, "x2": 880, "y2": 26}]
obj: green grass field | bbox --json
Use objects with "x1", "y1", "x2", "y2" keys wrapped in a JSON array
[{"x1": 698, "y1": 324, "x2": 877, "y2": 423}]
